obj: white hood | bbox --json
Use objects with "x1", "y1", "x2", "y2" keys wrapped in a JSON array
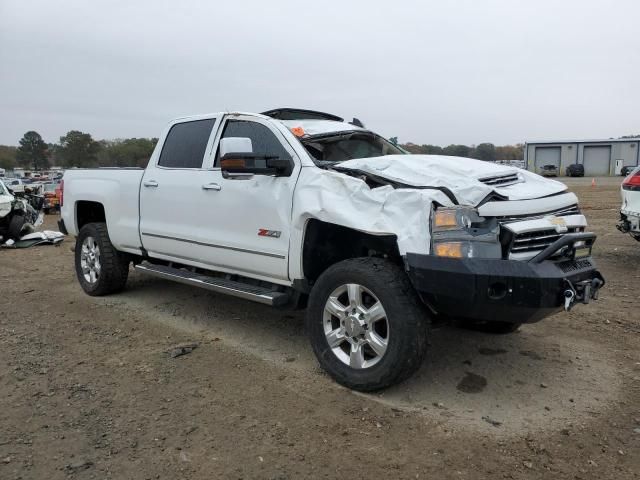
[{"x1": 337, "y1": 155, "x2": 567, "y2": 206}]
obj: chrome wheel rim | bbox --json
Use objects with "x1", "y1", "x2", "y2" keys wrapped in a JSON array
[
  {"x1": 80, "y1": 236, "x2": 101, "y2": 284},
  {"x1": 323, "y1": 283, "x2": 389, "y2": 369}
]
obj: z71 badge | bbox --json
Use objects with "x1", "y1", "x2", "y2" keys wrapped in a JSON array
[{"x1": 258, "y1": 229, "x2": 281, "y2": 238}]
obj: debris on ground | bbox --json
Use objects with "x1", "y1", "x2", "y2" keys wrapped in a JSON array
[
  {"x1": 2, "y1": 230, "x2": 65, "y2": 248},
  {"x1": 63, "y1": 460, "x2": 94, "y2": 472},
  {"x1": 168, "y1": 343, "x2": 199, "y2": 358},
  {"x1": 0, "y1": 182, "x2": 45, "y2": 243},
  {"x1": 482, "y1": 416, "x2": 502, "y2": 427}
]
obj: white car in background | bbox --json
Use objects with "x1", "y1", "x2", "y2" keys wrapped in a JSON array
[
  {"x1": 617, "y1": 166, "x2": 640, "y2": 241},
  {"x1": 4, "y1": 178, "x2": 25, "y2": 193}
]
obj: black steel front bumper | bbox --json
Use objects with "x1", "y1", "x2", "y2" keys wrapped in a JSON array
[{"x1": 406, "y1": 233, "x2": 605, "y2": 324}]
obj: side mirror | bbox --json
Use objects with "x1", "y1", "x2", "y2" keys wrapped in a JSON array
[{"x1": 220, "y1": 137, "x2": 253, "y2": 158}]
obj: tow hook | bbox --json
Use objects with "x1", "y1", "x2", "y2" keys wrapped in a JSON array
[
  {"x1": 563, "y1": 276, "x2": 605, "y2": 311},
  {"x1": 564, "y1": 288, "x2": 575, "y2": 311}
]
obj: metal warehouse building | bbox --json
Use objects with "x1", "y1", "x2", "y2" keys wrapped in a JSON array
[{"x1": 525, "y1": 138, "x2": 640, "y2": 176}]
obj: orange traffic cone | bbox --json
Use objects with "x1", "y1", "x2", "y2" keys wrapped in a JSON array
[{"x1": 591, "y1": 178, "x2": 596, "y2": 188}]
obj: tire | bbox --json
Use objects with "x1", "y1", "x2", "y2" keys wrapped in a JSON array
[
  {"x1": 43, "y1": 208, "x2": 50, "y2": 215},
  {"x1": 306, "y1": 257, "x2": 429, "y2": 392},
  {"x1": 7, "y1": 214, "x2": 26, "y2": 240},
  {"x1": 75, "y1": 222, "x2": 129, "y2": 296},
  {"x1": 460, "y1": 319, "x2": 521, "y2": 334}
]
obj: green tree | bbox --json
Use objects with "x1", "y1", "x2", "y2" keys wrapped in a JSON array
[
  {"x1": 97, "y1": 137, "x2": 158, "y2": 167},
  {"x1": 58, "y1": 130, "x2": 101, "y2": 167},
  {"x1": 495, "y1": 144, "x2": 524, "y2": 160},
  {"x1": 16, "y1": 131, "x2": 49, "y2": 170},
  {"x1": 400, "y1": 143, "x2": 445, "y2": 155},
  {"x1": 0, "y1": 145, "x2": 17, "y2": 171},
  {"x1": 443, "y1": 144, "x2": 471, "y2": 157},
  {"x1": 472, "y1": 143, "x2": 496, "y2": 161}
]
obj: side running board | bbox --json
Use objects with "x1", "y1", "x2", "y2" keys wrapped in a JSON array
[{"x1": 134, "y1": 262, "x2": 289, "y2": 307}]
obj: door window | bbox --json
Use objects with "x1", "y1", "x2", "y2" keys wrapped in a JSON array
[
  {"x1": 216, "y1": 120, "x2": 291, "y2": 165},
  {"x1": 158, "y1": 118, "x2": 215, "y2": 169}
]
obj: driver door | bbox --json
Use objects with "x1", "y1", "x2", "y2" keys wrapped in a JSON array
[{"x1": 196, "y1": 115, "x2": 300, "y2": 283}]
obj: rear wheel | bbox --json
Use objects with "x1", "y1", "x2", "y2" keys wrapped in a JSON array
[
  {"x1": 75, "y1": 222, "x2": 129, "y2": 296},
  {"x1": 306, "y1": 258, "x2": 429, "y2": 391}
]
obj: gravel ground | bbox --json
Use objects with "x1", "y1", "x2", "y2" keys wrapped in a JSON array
[{"x1": 0, "y1": 180, "x2": 639, "y2": 479}]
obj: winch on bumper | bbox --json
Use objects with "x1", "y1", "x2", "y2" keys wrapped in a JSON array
[{"x1": 406, "y1": 233, "x2": 605, "y2": 324}]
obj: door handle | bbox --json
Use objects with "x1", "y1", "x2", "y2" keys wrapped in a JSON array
[
  {"x1": 202, "y1": 183, "x2": 222, "y2": 191},
  {"x1": 143, "y1": 180, "x2": 159, "y2": 188}
]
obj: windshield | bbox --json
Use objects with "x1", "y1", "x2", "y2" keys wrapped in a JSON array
[
  {"x1": 302, "y1": 132, "x2": 405, "y2": 163},
  {"x1": 0, "y1": 181, "x2": 8, "y2": 195}
]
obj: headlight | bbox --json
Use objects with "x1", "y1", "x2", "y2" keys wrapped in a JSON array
[
  {"x1": 433, "y1": 207, "x2": 475, "y2": 231},
  {"x1": 431, "y1": 206, "x2": 501, "y2": 259}
]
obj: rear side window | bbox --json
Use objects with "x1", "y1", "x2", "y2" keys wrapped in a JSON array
[
  {"x1": 158, "y1": 118, "x2": 215, "y2": 168},
  {"x1": 216, "y1": 120, "x2": 291, "y2": 165}
]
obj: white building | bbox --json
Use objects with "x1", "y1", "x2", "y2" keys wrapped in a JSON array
[{"x1": 525, "y1": 138, "x2": 639, "y2": 176}]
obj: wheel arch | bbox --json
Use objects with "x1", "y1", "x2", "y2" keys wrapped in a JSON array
[
  {"x1": 75, "y1": 200, "x2": 106, "y2": 231},
  {"x1": 301, "y1": 218, "x2": 401, "y2": 283}
]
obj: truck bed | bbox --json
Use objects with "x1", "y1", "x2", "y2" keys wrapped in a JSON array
[{"x1": 60, "y1": 168, "x2": 145, "y2": 254}]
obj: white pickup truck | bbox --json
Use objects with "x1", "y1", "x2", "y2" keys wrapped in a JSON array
[{"x1": 60, "y1": 108, "x2": 604, "y2": 391}]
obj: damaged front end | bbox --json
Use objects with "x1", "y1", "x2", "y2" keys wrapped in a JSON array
[{"x1": 0, "y1": 186, "x2": 45, "y2": 243}]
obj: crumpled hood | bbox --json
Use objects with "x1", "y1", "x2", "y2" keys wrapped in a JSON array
[{"x1": 337, "y1": 154, "x2": 567, "y2": 206}]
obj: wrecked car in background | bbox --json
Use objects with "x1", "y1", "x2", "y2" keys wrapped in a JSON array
[
  {"x1": 0, "y1": 179, "x2": 45, "y2": 243},
  {"x1": 617, "y1": 166, "x2": 640, "y2": 241},
  {"x1": 60, "y1": 108, "x2": 605, "y2": 392}
]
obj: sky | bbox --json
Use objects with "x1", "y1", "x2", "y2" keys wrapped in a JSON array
[{"x1": 1, "y1": 0, "x2": 639, "y2": 146}]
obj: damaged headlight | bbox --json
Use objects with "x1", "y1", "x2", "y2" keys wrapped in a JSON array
[{"x1": 430, "y1": 206, "x2": 501, "y2": 259}]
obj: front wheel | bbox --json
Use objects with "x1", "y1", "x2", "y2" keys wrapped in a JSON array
[
  {"x1": 75, "y1": 222, "x2": 129, "y2": 296},
  {"x1": 306, "y1": 258, "x2": 429, "y2": 392}
]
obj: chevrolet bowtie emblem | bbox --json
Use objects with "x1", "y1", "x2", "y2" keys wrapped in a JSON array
[{"x1": 548, "y1": 216, "x2": 568, "y2": 233}]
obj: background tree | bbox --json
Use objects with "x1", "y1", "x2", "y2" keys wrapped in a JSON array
[
  {"x1": 97, "y1": 138, "x2": 158, "y2": 168},
  {"x1": 0, "y1": 145, "x2": 17, "y2": 171},
  {"x1": 16, "y1": 131, "x2": 48, "y2": 170},
  {"x1": 495, "y1": 144, "x2": 524, "y2": 160},
  {"x1": 471, "y1": 143, "x2": 496, "y2": 161},
  {"x1": 443, "y1": 144, "x2": 471, "y2": 157},
  {"x1": 401, "y1": 143, "x2": 444, "y2": 154},
  {"x1": 58, "y1": 130, "x2": 101, "y2": 167}
]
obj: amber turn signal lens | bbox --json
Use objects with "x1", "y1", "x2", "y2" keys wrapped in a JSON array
[
  {"x1": 220, "y1": 158, "x2": 246, "y2": 169},
  {"x1": 434, "y1": 242, "x2": 463, "y2": 258},
  {"x1": 434, "y1": 210, "x2": 459, "y2": 229}
]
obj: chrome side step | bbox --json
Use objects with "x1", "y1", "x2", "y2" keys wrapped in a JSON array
[{"x1": 134, "y1": 262, "x2": 289, "y2": 306}]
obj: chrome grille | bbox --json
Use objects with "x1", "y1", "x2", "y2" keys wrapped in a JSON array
[
  {"x1": 498, "y1": 204, "x2": 580, "y2": 223},
  {"x1": 510, "y1": 227, "x2": 582, "y2": 254},
  {"x1": 479, "y1": 173, "x2": 521, "y2": 187}
]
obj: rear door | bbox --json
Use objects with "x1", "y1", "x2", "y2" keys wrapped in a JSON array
[{"x1": 139, "y1": 116, "x2": 220, "y2": 261}]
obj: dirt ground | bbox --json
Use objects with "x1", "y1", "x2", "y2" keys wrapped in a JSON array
[{"x1": 1, "y1": 179, "x2": 639, "y2": 479}]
